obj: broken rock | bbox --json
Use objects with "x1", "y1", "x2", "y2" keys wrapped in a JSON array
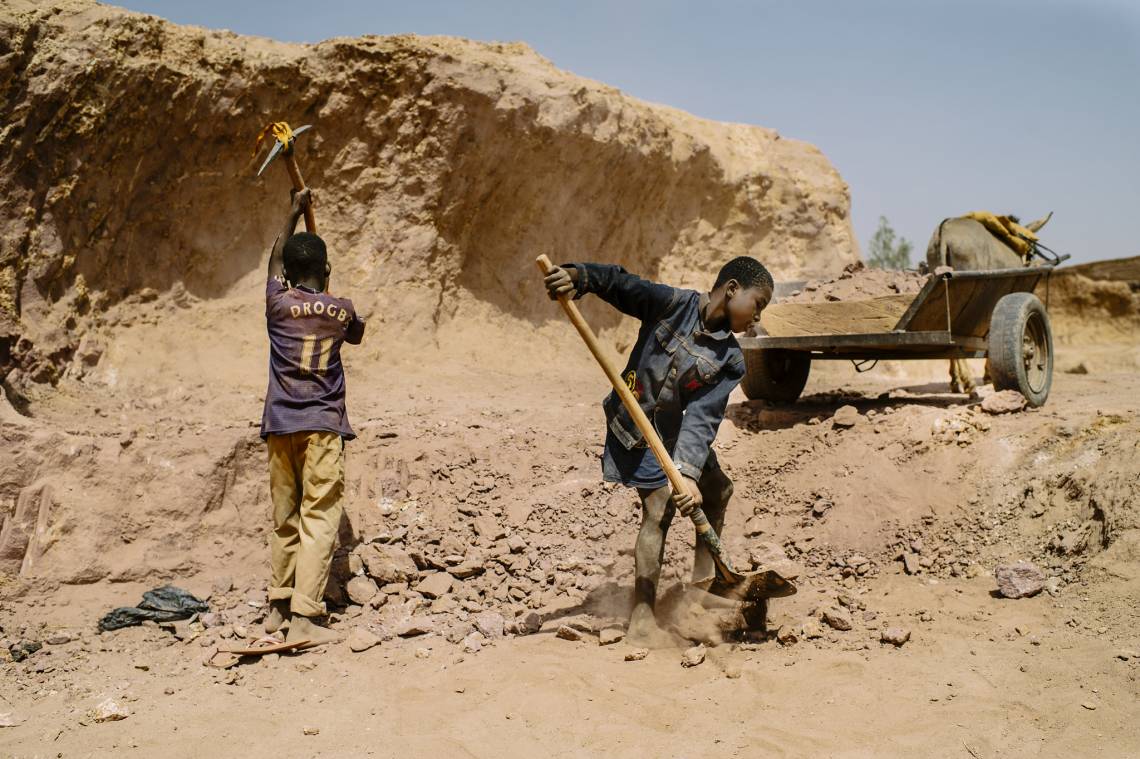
[
  {"x1": 415, "y1": 572, "x2": 454, "y2": 599},
  {"x1": 8, "y1": 641, "x2": 41, "y2": 662},
  {"x1": 555, "y1": 625, "x2": 584, "y2": 642},
  {"x1": 89, "y1": 698, "x2": 129, "y2": 723},
  {"x1": 517, "y1": 611, "x2": 543, "y2": 635},
  {"x1": 347, "y1": 627, "x2": 381, "y2": 653},
  {"x1": 448, "y1": 561, "x2": 485, "y2": 579},
  {"x1": 902, "y1": 553, "x2": 921, "y2": 575},
  {"x1": 348, "y1": 553, "x2": 365, "y2": 575},
  {"x1": 363, "y1": 545, "x2": 419, "y2": 584},
  {"x1": 832, "y1": 405, "x2": 861, "y2": 428},
  {"x1": 821, "y1": 607, "x2": 853, "y2": 631},
  {"x1": 473, "y1": 516, "x2": 507, "y2": 542},
  {"x1": 681, "y1": 644, "x2": 706, "y2": 667},
  {"x1": 981, "y1": 390, "x2": 1027, "y2": 415},
  {"x1": 462, "y1": 631, "x2": 485, "y2": 653},
  {"x1": 748, "y1": 541, "x2": 802, "y2": 580},
  {"x1": 995, "y1": 561, "x2": 1045, "y2": 599},
  {"x1": 472, "y1": 611, "x2": 506, "y2": 640},
  {"x1": 345, "y1": 576, "x2": 378, "y2": 606},
  {"x1": 394, "y1": 617, "x2": 436, "y2": 638},
  {"x1": 880, "y1": 628, "x2": 911, "y2": 647}
]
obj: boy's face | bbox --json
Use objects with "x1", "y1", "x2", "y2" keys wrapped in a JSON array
[{"x1": 725, "y1": 281, "x2": 772, "y2": 333}]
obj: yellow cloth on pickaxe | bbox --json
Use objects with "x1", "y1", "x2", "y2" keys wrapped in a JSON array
[{"x1": 252, "y1": 122, "x2": 294, "y2": 158}]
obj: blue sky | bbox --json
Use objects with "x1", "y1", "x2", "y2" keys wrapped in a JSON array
[{"x1": 119, "y1": 0, "x2": 1139, "y2": 265}]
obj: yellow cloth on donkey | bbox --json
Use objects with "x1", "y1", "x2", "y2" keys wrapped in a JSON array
[{"x1": 961, "y1": 211, "x2": 1039, "y2": 260}]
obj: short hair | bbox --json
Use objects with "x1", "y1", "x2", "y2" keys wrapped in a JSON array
[
  {"x1": 715, "y1": 256, "x2": 773, "y2": 292},
  {"x1": 282, "y1": 232, "x2": 327, "y2": 281}
]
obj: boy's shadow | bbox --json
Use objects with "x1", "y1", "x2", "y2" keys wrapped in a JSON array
[
  {"x1": 727, "y1": 385, "x2": 977, "y2": 432},
  {"x1": 324, "y1": 511, "x2": 364, "y2": 608}
]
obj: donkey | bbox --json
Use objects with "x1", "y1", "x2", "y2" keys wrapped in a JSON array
[{"x1": 925, "y1": 212, "x2": 1053, "y2": 393}]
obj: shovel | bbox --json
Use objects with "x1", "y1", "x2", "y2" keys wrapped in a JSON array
[{"x1": 536, "y1": 255, "x2": 795, "y2": 604}]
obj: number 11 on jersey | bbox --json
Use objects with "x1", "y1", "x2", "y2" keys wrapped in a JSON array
[{"x1": 299, "y1": 335, "x2": 333, "y2": 375}]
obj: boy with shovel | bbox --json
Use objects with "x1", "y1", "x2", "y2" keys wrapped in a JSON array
[
  {"x1": 543, "y1": 257, "x2": 773, "y2": 644},
  {"x1": 260, "y1": 188, "x2": 365, "y2": 647}
]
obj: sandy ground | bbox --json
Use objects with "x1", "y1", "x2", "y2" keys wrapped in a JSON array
[
  {"x1": 2, "y1": 343, "x2": 1138, "y2": 758},
  {"x1": 4, "y1": 581, "x2": 1138, "y2": 759}
]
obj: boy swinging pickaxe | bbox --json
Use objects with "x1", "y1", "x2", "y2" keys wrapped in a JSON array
[{"x1": 254, "y1": 121, "x2": 317, "y2": 233}]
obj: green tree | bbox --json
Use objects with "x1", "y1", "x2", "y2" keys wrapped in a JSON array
[{"x1": 866, "y1": 216, "x2": 913, "y2": 270}]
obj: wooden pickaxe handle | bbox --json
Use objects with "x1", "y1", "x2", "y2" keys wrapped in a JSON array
[
  {"x1": 283, "y1": 154, "x2": 317, "y2": 235},
  {"x1": 535, "y1": 255, "x2": 741, "y2": 582}
]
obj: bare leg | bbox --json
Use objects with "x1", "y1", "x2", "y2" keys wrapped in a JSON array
[
  {"x1": 692, "y1": 467, "x2": 733, "y2": 583},
  {"x1": 628, "y1": 485, "x2": 674, "y2": 645}
]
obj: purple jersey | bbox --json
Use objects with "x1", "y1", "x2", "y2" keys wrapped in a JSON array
[{"x1": 261, "y1": 277, "x2": 365, "y2": 440}]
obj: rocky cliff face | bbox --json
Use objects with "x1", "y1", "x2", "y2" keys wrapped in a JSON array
[{"x1": 1, "y1": 0, "x2": 858, "y2": 389}]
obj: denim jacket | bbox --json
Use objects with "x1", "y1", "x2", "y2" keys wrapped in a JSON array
[{"x1": 568, "y1": 263, "x2": 745, "y2": 480}]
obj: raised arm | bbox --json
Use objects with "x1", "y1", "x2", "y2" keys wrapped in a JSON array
[
  {"x1": 268, "y1": 188, "x2": 311, "y2": 280},
  {"x1": 544, "y1": 262, "x2": 678, "y2": 322}
]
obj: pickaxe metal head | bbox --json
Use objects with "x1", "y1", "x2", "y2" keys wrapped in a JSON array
[{"x1": 254, "y1": 122, "x2": 313, "y2": 177}]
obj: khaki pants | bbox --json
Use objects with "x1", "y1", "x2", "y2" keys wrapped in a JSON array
[{"x1": 266, "y1": 431, "x2": 345, "y2": 618}]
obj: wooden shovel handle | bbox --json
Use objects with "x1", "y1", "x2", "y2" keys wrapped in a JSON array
[
  {"x1": 284, "y1": 154, "x2": 317, "y2": 234},
  {"x1": 535, "y1": 255, "x2": 687, "y2": 494}
]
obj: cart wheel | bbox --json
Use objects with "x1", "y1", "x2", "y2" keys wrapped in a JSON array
[
  {"x1": 741, "y1": 349, "x2": 810, "y2": 403},
  {"x1": 987, "y1": 292, "x2": 1053, "y2": 406}
]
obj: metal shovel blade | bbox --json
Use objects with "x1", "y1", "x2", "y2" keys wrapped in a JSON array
[
  {"x1": 694, "y1": 570, "x2": 797, "y2": 603},
  {"x1": 693, "y1": 522, "x2": 797, "y2": 602}
]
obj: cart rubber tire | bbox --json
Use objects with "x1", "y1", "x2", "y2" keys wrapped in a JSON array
[
  {"x1": 741, "y1": 349, "x2": 811, "y2": 403},
  {"x1": 987, "y1": 292, "x2": 1053, "y2": 407}
]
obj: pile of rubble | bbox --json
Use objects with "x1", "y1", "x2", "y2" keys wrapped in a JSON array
[{"x1": 779, "y1": 261, "x2": 927, "y2": 304}]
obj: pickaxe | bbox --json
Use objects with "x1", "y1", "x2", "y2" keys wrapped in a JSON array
[{"x1": 253, "y1": 121, "x2": 317, "y2": 234}]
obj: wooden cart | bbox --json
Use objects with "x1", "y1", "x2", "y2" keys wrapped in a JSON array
[{"x1": 738, "y1": 267, "x2": 1057, "y2": 406}]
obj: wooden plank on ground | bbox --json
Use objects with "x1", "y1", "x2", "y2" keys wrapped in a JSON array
[{"x1": 760, "y1": 295, "x2": 913, "y2": 337}]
